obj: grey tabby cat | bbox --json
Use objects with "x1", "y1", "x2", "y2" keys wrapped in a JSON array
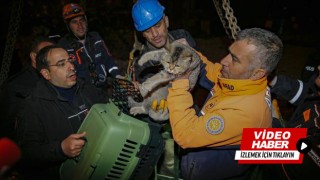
[{"x1": 128, "y1": 41, "x2": 201, "y2": 121}]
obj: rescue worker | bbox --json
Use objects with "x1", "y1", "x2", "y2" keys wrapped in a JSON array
[
  {"x1": 267, "y1": 67, "x2": 320, "y2": 179},
  {"x1": 130, "y1": 0, "x2": 209, "y2": 177},
  {"x1": 15, "y1": 45, "x2": 109, "y2": 179},
  {"x1": 59, "y1": 3, "x2": 122, "y2": 88},
  {"x1": 130, "y1": 0, "x2": 197, "y2": 82},
  {"x1": 167, "y1": 28, "x2": 283, "y2": 179}
]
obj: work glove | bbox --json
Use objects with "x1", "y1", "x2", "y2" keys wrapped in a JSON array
[{"x1": 151, "y1": 99, "x2": 167, "y2": 112}]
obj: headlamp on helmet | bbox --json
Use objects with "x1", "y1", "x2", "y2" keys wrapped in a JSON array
[{"x1": 62, "y1": 3, "x2": 85, "y2": 22}]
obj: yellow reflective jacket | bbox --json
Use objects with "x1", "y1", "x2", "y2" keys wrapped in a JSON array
[{"x1": 167, "y1": 52, "x2": 272, "y2": 149}]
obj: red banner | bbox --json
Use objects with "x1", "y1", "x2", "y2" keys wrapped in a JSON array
[{"x1": 235, "y1": 128, "x2": 308, "y2": 164}]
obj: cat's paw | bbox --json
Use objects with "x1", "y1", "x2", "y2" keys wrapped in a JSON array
[
  {"x1": 149, "y1": 108, "x2": 169, "y2": 122},
  {"x1": 130, "y1": 106, "x2": 147, "y2": 116}
]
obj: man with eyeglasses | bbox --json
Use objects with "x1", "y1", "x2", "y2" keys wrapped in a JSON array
[
  {"x1": 58, "y1": 3, "x2": 123, "y2": 88},
  {"x1": 15, "y1": 45, "x2": 109, "y2": 179},
  {"x1": 0, "y1": 36, "x2": 55, "y2": 138}
]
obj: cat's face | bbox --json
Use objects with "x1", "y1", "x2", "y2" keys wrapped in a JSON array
[{"x1": 161, "y1": 48, "x2": 193, "y2": 75}]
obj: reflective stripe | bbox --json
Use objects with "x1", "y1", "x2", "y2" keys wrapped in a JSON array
[
  {"x1": 67, "y1": 49, "x2": 74, "y2": 52},
  {"x1": 314, "y1": 104, "x2": 320, "y2": 129},
  {"x1": 289, "y1": 80, "x2": 303, "y2": 104},
  {"x1": 67, "y1": 109, "x2": 87, "y2": 119},
  {"x1": 108, "y1": 66, "x2": 119, "y2": 73},
  {"x1": 199, "y1": 89, "x2": 214, "y2": 116},
  {"x1": 101, "y1": 64, "x2": 107, "y2": 76},
  {"x1": 95, "y1": 40, "x2": 102, "y2": 45}
]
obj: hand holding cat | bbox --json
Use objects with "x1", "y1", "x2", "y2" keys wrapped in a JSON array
[{"x1": 151, "y1": 99, "x2": 167, "y2": 112}]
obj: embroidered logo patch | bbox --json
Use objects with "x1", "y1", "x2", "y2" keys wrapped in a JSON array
[{"x1": 206, "y1": 116, "x2": 224, "y2": 135}]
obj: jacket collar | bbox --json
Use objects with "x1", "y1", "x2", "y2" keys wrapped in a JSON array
[
  {"x1": 66, "y1": 32, "x2": 93, "y2": 45},
  {"x1": 217, "y1": 76, "x2": 267, "y2": 96},
  {"x1": 33, "y1": 78, "x2": 83, "y2": 101}
]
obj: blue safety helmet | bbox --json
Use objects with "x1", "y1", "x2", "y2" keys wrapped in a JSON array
[{"x1": 132, "y1": 0, "x2": 165, "y2": 32}]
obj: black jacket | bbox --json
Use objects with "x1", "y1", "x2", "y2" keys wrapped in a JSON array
[
  {"x1": 0, "y1": 65, "x2": 41, "y2": 138},
  {"x1": 15, "y1": 79, "x2": 108, "y2": 179},
  {"x1": 271, "y1": 75, "x2": 319, "y2": 133},
  {"x1": 270, "y1": 75, "x2": 320, "y2": 180},
  {"x1": 59, "y1": 32, "x2": 121, "y2": 87}
]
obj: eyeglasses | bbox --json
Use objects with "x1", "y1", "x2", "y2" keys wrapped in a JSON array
[{"x1": 48, "y1": 58, "x2": 75, "y2": 67}]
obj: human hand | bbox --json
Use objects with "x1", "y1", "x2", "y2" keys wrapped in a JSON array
[
  {"x1": 61, "y1": 132, "x2": 86, "y2": 158},
  {"x1": 151, "y1": 99, "x2": 167, "y2": 112},
  {"x1": 149, "y1": 99, "x2": 169, "y2": 121}
]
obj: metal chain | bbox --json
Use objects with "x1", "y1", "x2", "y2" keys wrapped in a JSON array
[
  {"x1": 222, "y1": 0, "x2": 241, "y2": 39},
  {"x1": 212, "y1": 0, "x2": 232, "y2": 40},
  {"x1": 0, "y1": 0, "x2": 24, "y2": 86}
]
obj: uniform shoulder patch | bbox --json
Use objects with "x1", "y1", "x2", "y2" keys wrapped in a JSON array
[{"x1": 206, "y1": 115, "x2": 224, "y2": 135}]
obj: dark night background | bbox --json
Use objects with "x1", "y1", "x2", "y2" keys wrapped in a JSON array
[{"x1": 0, "y1": 0, "x2": 319, "y2": 82}]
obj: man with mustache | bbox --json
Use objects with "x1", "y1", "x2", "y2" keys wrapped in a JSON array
[
  {"x1": 15, "y1": 45, "x2": 108, "y2": 179},
  {"x1": 59, "y1": 3, "x2": 122, "y2": 88}
]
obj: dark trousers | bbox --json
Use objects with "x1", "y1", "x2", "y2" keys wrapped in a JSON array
[{"x1": 180, "y1": 148, "x2": 254, "y2": 180}]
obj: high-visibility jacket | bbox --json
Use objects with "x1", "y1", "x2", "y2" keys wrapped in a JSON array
[{"x1": 168, "y1": 52, "x2": 272, "y2": 148}]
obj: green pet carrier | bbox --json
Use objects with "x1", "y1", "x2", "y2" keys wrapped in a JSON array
[{"x1": 60, "y1": 78, "x2": 164, "y2": 180}]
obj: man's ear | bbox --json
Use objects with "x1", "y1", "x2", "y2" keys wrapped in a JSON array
[
  {"x1": 250, "y1": 69, "x2": 266, "y2": 80},
  {"x1": 164, "y1": 16, "x2": 169, "y2": 28},
  {"x1": 40, "y1": 69, "x2": 51, "y2": 80},
  {"x1": 30, "y1": 52, "x2": 37, "y2": 67}
]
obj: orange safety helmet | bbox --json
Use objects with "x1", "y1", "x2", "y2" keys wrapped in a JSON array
[{"x1": 62, "y1": 3, "x2": 85, "y2": 21}]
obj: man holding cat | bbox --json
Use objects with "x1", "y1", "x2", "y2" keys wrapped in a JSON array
[
  {"x1": 167, "y1": 28, "x2": 283, "y2": 179},
  {"x1": 131, "y1": 0, "x2": 197, "y2": 82},
  {"x1": 130, "y1": 0, "x2": 207, "y2": 177}
]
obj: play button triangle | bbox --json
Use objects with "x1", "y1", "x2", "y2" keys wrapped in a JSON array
[{"x1": 301, "y1": 142, "x2": 307, "y2": 150}]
